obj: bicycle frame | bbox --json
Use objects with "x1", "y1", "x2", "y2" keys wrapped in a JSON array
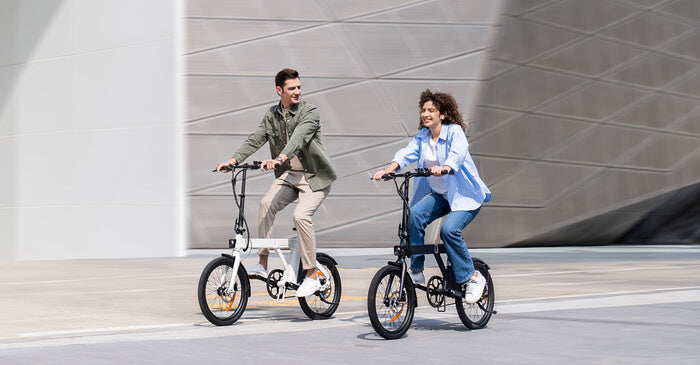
[
  {"x1": 383, "y1": 169, "x2": 462, "y2": 303},
  {"x1": 222, "y1": 163, "x2": 331, "y2": 303}
]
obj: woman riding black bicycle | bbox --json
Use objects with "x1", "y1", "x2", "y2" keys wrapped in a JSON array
[{"x1": 372, "y1": 89, "x2": 491, "y2": 304}]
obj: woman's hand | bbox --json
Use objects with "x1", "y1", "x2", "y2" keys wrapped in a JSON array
[
  {"x1": 372, "y1": 169, "x2": 389, "y2": 180},
  {"x1": 430, "y1": 165, "x2": 451, "y2": 176},
  {"x1": 372, "y1": 162, "x2": 400, "y2": 180}
]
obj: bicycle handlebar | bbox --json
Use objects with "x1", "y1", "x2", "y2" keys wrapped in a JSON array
[
  {"x1": 380, "y1": 168, "x2": 452, "y2": 180},
  {"x1": 213, "y1": 161, "x2": 263, "y2": 172}
]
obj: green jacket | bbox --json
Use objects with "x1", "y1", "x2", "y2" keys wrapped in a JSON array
[{"x1": 231, "y1": 100, "x2": 336, "y2": 191}]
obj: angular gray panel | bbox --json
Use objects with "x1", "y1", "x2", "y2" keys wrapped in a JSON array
[
  {"x1": 185, "y1": 76, "x2": 358, "y2": 121},
  {"x1": 186, "y1": 76, "x2": 273, "y2": 121},
  {"x1": 600, "y1": 12, "x2": 694, "y2": 48},
  {"x1": 550, "y1": 125, "x2": 654, "y2": 165},
  {"x1": 330, "y1": 139, "x2": 411, "y2": 177},
  {"x1": 316, "y1": 209, "x2": 401, "y2": 247},
  {"x1": 541, "y1": 81, "x2": 649, "y2": 121},
  {"x1": 315, "y1": 0, "x2": 424, "y2": 20},
  {"x1": 533, "y1": 37, "x2": 645, "y2": 77},
  {"x1": 390, "y1": 51, "x2": 487, "y2": 79},
  {"x1": 469, "y1": 157, "x2": 525, "y2": 186},
  {"x1": 185, "y1": 104, "x2": 272, "y2": 134},
  {"x1": 491, "y1": 17, "x2": 580, "y2": 63},
  {"x1": 606, "y1": 53, "x2": 696, "y2": 88},
  {"x1": 617, "y1": 0, "x2": 669, "y2": 7},
  {"x1": 673, "y1": 112, "x2": 700, "y2": 134},
  {"x1": 622, "y1": 134, "x2": 700, "y2": 170},
  {"x1": 658, "y1": 0, "x2": 700, "y2": 23},
  {"x1": 667, "y1": 71, "x2": 700, "y2": 97},
  {"x1": 501, "y1": 0, "x2": 557, "y2": 16},
  {"x1": 546, "y1": 169, "x2": 669, "y2": 224},
  {"x1": 297, "y1": 81, "x2": 407, "y2": 136},
  {"x1": 186, "y1": 24, "x2": 368, "y2": 76},
  {"x1": 526, "y1": 0, "x2": 639, "y2": 33},
  {"x1": 357, "y1": 0, "x2": 501, "y2": 24},
  {"x1": 186, "y1": 0, "x2": 332, "y2": 20},
  {"x1": 480, "y1": 66, "x2": 587, "y2": 110},
  {"x1": 187, "y1": 135, "x2": 274, "y2": 192},
  {"x1": 470, "y1": 108, "x2": 524, "y2": 141},
  {"x1": 376, "y1": 80, "x2": 480, "y2": 133},
  {"x1": 460, "y1": 207, "x2": 544, "y2": 245},
  {"x1": 663, "y1": 31, "x2": 700, "y2": 60},
  {"x1": 615, "y1": 94, "x2": 699, "y2": 129},
  {"x1": 185, "y1": 19, "x2": 319, "y2": 54},
  {"x1": 473, "y1": 114, "x2": 591, "y2": 159},
  {"x1": 488, "y1": 162, "x2": 597, "y2": 207},
  {"x1": 342, "y1": 23, "x2": 490, "y2": 77},
  {"x1": 481, "y1": 60, "x2": 518, "y2": 80}
]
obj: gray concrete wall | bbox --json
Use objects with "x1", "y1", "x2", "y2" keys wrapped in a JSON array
[
  {"x1": 472, "y1": 0, "x2": 700, "y2": 245},
  {"x1": 186, "y1": 0, "x2": 699, "y2": 249},
  {"x1": 0, "y1": 0, "x2": 185, "y2": 260},
  {"x1": 185, "y1": 0, "x2": 505, "y2": 248}
]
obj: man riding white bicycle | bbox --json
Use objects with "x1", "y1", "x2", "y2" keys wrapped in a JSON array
[{"x1": 216, "y1": 68, "x2": 336, "y2": 297}]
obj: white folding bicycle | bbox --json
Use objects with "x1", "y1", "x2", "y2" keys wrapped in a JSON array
[{"x1": 197, "y1": 162, "x2": 342, "y2": 326}]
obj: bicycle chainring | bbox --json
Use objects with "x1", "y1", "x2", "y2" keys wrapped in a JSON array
[
  {"x1": 427, "y1": 275, "x2": 445, "y2": 308},
  {"x1": 266, "y1": 269, "x2": 284, "y2": 299}
]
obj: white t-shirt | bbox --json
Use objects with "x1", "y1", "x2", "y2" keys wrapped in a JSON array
[{"x1": 425, "y1": 139, "x2": 447, "y2": 196}]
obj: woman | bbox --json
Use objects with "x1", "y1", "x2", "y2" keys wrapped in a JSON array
[{"x1": 372, "y1": 89, "x2": 491, "y2": 304}]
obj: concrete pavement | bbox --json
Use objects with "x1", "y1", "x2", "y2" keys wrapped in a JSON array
[{"x1": 1, "y1": 245, "x2": 699, "y2": 364}]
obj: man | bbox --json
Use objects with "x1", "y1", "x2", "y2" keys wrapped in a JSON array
[{"x1": 216, "y1": 68, "x2": 336, "y2": 297}]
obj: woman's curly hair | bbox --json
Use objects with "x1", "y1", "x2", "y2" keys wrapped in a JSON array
[{"x1": 418, "y1": 89, "x2": 467, "y2": 134}]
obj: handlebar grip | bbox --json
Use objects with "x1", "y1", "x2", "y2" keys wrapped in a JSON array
[{"x1": 214, "y1": 164, "x2": 235, "y2": 172}]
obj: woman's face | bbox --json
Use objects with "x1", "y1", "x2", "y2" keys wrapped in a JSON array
[{"x1": 421, "y1": 100, "x2": 441, "y2": 129}]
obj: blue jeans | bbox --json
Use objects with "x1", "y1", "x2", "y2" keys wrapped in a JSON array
[{"x1": 409, "y1": 193, "x2": 480, "y2": 284}]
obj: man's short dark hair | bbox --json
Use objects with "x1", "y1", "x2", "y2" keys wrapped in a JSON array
[{"x1": 275, "y1": 68, "x2": 300, "y2": 88}]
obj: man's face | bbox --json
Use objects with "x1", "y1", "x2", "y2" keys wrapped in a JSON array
[{"x1": 277, "y1": 78, "x2": 301, "y2": 108}]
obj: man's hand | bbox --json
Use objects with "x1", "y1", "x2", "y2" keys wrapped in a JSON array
[
  {"x1": 261, "y1": 154, "x2": 287, "y2": 171},
  {"x1": 216, "y1": 158, "x2": 237, "y2": 172}
]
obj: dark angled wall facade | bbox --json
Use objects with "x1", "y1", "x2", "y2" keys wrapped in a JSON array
[{"x1": 185, "y1": 0, "x2": 699, "y2": 249}]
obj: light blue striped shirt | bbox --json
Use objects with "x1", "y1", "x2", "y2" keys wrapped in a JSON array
[{"x1": 392, "y1": 124, "x2": 491, "y2": 211}]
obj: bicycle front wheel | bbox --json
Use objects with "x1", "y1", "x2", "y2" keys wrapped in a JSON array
[
  {"x1": 455, "y1": 261, "x2": 494, "y2": 329},
  {"x1": 299, "y1": 255, "x2": 342, "y2": 319},
  {"x1": 367, "y1": 265, "x2": 415, "y2": 339},
  {"x1": 197, "y1": 256, "x2": 249, "y2": 326}
]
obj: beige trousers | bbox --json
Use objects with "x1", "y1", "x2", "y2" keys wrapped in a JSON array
[{"x1": 258, "y1": 171, "x2": 330, "y2": 270}]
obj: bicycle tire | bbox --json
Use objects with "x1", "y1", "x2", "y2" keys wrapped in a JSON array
[
  {"x1": 455, "y1": 261, "x2": 494, "y2": 329},
  {"x1": 367, "y1": 265, "x2": 416, "y2": 339},
  {"x1": 197, "y1": 256, "x2": 249, "y2": 326},
  {"x1": 298, "y1": 255, "x2": 342, "y2": 319}
]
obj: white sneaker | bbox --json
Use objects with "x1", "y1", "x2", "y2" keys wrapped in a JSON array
[
  {"x1": 409, "y1": 270, "x2": 425, "y2": 285},
  {"x1": 462, "y1": 271, "x2": 487, "y2": 304},
  {"x1": 247, "y1": 263, "x2": 268, "y2": 277},
  {"x1": 296, "y1": 277, "x2": 321, "y2": 297}
]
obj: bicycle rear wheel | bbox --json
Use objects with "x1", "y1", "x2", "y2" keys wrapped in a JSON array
[
  {"x1": 197, "y1": 256, "x2": 249, "y2": 326},
  {"x1": 299, "y1": 255, "x2": 342, "y2": 319},
  {"x1": 455, "y1": 261, "x2": 494, "y2": 329},
  {"x1": 367, "y1": 265, "x2": 415, "y2": 339}
]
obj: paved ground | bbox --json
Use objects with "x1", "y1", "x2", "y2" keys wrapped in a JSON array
[{"x1": 1, "y1": 245, "x2": 699, "y2": 364}]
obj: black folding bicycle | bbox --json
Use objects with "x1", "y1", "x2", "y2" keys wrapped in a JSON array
[{"x1": 367, "y1": 169, "x2": 496, "y2": 339}]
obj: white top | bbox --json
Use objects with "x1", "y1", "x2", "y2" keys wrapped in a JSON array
[{"x1": 425, "y1": 138, "x2": 447, "y2": 196}]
